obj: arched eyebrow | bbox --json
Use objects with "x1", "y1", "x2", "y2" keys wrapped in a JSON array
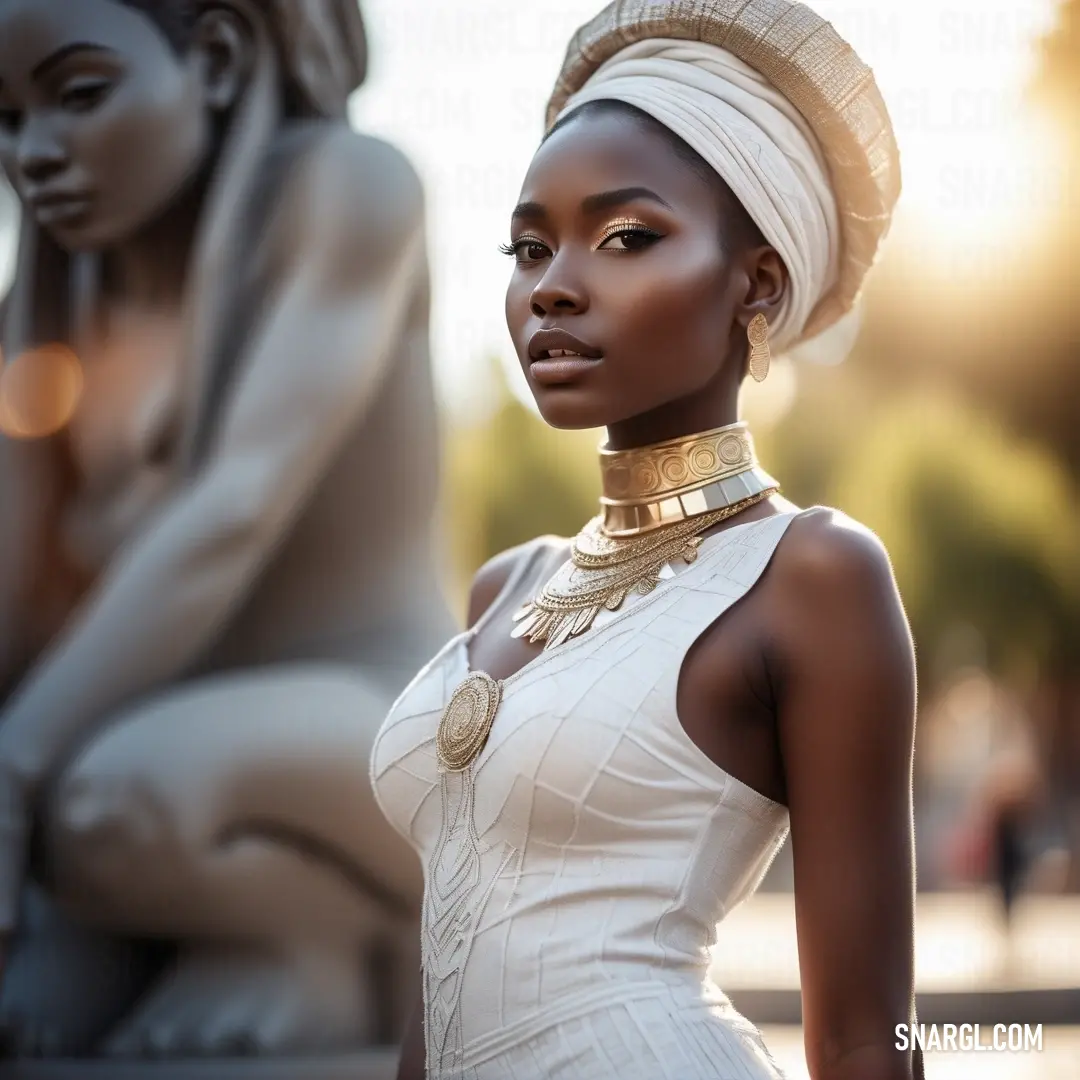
[
  {"x1": 580, "y1": 187, "x2": 673, "y2": 214},
  {"x1": 32, "y1": 43, "x2": 116, "y2": 82},
  {"x1": 511, "y1": 186, "x2": 674, "y2": 223}
]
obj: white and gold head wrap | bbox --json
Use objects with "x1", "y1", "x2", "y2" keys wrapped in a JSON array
[{"x1": 546, "y1": 0, "x2": 901, "y2": 353}]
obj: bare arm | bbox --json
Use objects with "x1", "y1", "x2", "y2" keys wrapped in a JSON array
[
  {"x1": 773, "y1": 512, "x2": 920, "y2": 1080},
  {"x1": 0, "y1": 131, "x2": 428, "y2": 931}
]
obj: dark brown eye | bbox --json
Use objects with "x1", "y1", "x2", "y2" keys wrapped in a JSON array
[
  {"x1": 0, "y1": 108, "x2": 21, "y2": 134},
  {"x1": 500, "y1": 238, "x2": 552, "y2": 263},
  {"x1": 520, "y1": 241, "x2": 549, "y2": 262},
  {"x1": 598, "y1": 227, "x2": 662, "y2": 252}
]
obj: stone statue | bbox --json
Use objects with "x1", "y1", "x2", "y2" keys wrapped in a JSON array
[{"x1": 0, "y1": 0, "x2": 452, "y2": 1062}]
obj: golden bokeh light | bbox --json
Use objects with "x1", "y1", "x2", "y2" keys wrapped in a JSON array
[{"x1": 0, "y1": 344, "x2": 84, "y2": 439}]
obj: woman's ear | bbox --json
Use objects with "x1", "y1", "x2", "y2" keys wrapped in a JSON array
[
  {"x1": 192, "y1": 7, "x2": 255, "y2": 112},
  {"x1": 734, "y1": 245, "x2": 788, "y2": 331}
]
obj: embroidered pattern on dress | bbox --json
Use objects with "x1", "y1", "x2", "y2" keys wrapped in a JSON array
[
  {"x1": 367, "y1": 516, "x2": 800, "y2": 1078},
  {"x1": 423, "y1": 766, "x2": 518, "y2": 1078}
]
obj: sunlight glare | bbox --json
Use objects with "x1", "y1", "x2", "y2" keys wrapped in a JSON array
[{"x1": 828, "y1": 0, "x2": 1065, "y2": 267}]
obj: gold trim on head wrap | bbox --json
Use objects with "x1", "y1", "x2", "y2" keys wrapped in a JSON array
[{"x1": 545, "y1": 0, "x2": 901, "y2": 344}]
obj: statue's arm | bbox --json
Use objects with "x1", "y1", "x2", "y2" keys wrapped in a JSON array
[{"x1": 0, "y1": 131, "x2": 428, "y2": 931}]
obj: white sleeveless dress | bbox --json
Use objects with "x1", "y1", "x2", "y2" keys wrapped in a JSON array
[{"x1": 371, "y1": 513, "x2": 798, "y2": 1079}]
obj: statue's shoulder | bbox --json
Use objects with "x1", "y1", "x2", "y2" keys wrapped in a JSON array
[{"x1": 267, "y1": 123, "x2": 424, "y2": 278}]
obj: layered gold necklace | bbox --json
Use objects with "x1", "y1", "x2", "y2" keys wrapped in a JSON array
[
  {"x1": 436, "y1": 422, "x2": 779, "y2": 771},
  {"x1": 512, "y1": 422, "x2": 778, "y2": 650}
]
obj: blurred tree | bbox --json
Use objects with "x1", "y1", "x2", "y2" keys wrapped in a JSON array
[
  {"x1": 821, "y1": 389, "x2": 1080, "y2": 826},
  {"x1": 827, "y1": 392, "x2": 1080, "y2": 686},
  {"x1": 444, "y1": 357, "x2": 598, "y2": 612}
]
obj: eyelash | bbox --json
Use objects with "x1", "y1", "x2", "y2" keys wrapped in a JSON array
[
  {"x1": 500, "y1": 221, "x2": 663, "y2": 261},
  {"x1": 498, "y1": 236, "x2": 544, "y2": 259}
]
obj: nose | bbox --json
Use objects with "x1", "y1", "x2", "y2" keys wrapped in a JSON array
[
  {"x1": 529, "y1": 253, "x2": 589, "y2": 318},
  {"x1": 16, "y1": 116, "x2": 68, "y2": 185}
]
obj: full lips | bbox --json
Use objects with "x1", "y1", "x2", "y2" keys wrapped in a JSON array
[
  {"x1": 34, "y1": 197, "x2": 92, "y2": 228},
  {"x1": 529, "y1": 355, "x2": 603, "y2": 385}
]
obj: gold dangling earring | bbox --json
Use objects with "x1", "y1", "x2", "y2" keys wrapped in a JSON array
[{"x1": 747, "y1": 313, "x2": 771, "y2": 383}]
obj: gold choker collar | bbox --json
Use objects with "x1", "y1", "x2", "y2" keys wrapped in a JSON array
[{"x1": 599, "y1": 422, "x2": 775, "y2": 536}]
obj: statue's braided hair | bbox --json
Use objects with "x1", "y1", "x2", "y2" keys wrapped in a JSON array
[
  {"x1": 117, "y1": 0, "x2": 199, "y2": 52},
  {"x1": 116, "y1": 1, "x2": 367, "y2": 113}
]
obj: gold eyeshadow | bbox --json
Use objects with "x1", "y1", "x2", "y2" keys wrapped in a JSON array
[{"x1": 593, "y1": 217, "x2": 653, "y2": 248}]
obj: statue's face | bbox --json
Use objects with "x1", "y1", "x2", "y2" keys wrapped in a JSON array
[{"x1": 0, "y1": 0, "x2": 211, "y2": 251}]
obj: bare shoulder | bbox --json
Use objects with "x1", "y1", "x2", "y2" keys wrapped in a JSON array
[
  {"x1": 768, "y1": 508, "x2": 916, "y2": 757},
  {"x1": 277, "y1": 125, "x2": 424, "y2": 277},
  {"x1": 766, "y1": 505, "x2": 913, "y2": 663},
  {"x1": 467, "y1": 535, "x2": 570, "y2": 629},
  {"x1": 771, "y1": 506, "x2": 900, "y2": 603}
]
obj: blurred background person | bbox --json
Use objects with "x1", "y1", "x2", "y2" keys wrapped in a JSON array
[{"x1": 984, "y1": 747, "x2": 1043, "y2": 935}]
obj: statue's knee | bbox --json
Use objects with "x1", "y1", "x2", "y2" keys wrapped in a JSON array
[{"x1": 48, "y1": 757, "x2": 176, "y2": 900}]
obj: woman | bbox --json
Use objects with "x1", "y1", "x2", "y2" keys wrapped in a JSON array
[
  {"x1": 0, "y1": 0, "x2": 449, "y2": 1058},
  {"x1": 373, "y1": 2, "x2": 923, "y2": 1079}
]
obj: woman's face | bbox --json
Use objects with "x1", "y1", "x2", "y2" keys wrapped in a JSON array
[
  {"x1": 505, "y1": 106, "x2": 758, "y2": 433},
  {"x1": 0, "y1": 0, "x2": 211, "y2": 251}
]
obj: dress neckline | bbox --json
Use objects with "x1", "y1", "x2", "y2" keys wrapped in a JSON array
[
  {"x1": 459, "y1": 510, "x2": 799, "y2": 694},
  {"x1": 413, "y1": 511, "x2": 800, "y2": 813}
]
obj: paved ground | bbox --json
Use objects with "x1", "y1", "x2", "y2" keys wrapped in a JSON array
[
  {"x1": 9, "y1": 1032, "x2": 1077, "y2": 1079},
  {"x1": 724, "y1": 890, "x2": 1080, "y2": 1074},
  {"x1": 710, "y1": 890, "x2": 1080, "y2": 991}
]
